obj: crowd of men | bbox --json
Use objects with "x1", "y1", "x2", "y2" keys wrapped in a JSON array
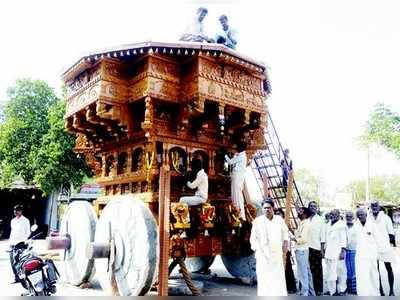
[{"x1": 251, "y1": 199, "x2": 399, "y2": 296}]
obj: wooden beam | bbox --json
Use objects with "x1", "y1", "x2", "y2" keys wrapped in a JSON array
[
  {"x1": 158, "y1": 166, "x2": 170, "y2": 296},
  {"x1": 285, "y1": 171, "x2": 294, "y2": 232}
]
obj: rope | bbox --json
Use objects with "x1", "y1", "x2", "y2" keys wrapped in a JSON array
[{"x1": 175, "y1": 257, "x2": 201, "y2": 296}]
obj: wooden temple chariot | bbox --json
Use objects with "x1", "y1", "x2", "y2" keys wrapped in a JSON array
[{"x1": 52, "y1": 42, "x2": 271, "y2": 296}]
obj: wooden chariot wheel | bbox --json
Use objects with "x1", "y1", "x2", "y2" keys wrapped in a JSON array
[
  {"x1": 185, "y1": 256, "x2": 216, "y2": 273},
  {"x1": 221, "y1": 254, "x2": 257, "y2": 284},
  {"x1": 59, "y1": 200, "x2": 97, "y2": 286},
  {"x1": 94, "y1": 195, "x2": 159, "y2": 296}
]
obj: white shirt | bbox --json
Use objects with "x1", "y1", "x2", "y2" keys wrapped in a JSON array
[
  {"x1": 307, "y1": 214, "x2": 326, "y2": 251},
  {"x1": 187, "y1": 169, "x2": 208, "y2": 199},
  {"x1": 215, "y1": 26, "x2": 238, "y2": 49},
  {"x1": 294, "y1": 218, "x2": 310, "y2": 251},
  {"x1": 325, "y1": 220, "x2": 347, "y2": 259},
  {"x1": 250, "y1": 214, "x2": 289, "y2": 259},
  {"x1": 354, "y1": 220, "x2": 379, "y2": 259},
  {"x1": 9, "y1": 215, "x2": 30, "y2": 246},
  {"x1": 367, "y1": 211, "x2": 394, "y2": 253},
  {"x1": 346, "y1": 224, "x2": 357, "y2": 251},
  {"x1": 225, "y1": 151, "x2": 247, "y2": 174}
]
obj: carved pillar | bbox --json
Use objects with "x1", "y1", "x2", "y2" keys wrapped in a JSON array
[
  {"x1": 218, "y1": 104, "x2": 225, "y2": 136},
  {"x1": 127, "y1": 150, "x2": 133, "y2": 174},
  {"x1": 101, "y1": 154, "x2": 106, "y2": 178},
  {"x1": 112, "y1": 151, "x2": 118, "y2": 176},
  {"x1": 142, "y1": 96, "x2": 153, "y2": 138},
  {"x1": 209, "y1": 150, "x2": 215, "y2": 176},
  {"x1": 244, "y1": 110, "x2": 250, "y2": 126}
]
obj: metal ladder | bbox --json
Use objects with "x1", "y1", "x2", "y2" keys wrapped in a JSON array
[{"x1": 250, "y1": 114, "x2": 304, "y2": 231}]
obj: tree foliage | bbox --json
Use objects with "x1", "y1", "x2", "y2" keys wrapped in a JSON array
[
  {"x1": 344, "y1": 175, "x2": 400, "y2": 205},
  {"x1": 294, "y1": 168, "x2": 324, "y2": 205},
  {"x1": 361, "y1": 103, "x2": 400, "y2": 158},
  {"x1": 0, "y1": 79, "x2": 91, "y2": 195}
]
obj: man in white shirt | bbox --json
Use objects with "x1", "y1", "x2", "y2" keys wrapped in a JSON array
[
  {"x1": 294, "y1": 206, "x2": 315, "y2": 296},
  {"x1": 179, "y1": 158, "x2": 208, "y2": 206},
  {"x1": 9, "y1": 205, "x2": 31, "y2": 283},
  {"x1": 368, "y1": 201, "x2": 395, "y2": 296},
  {"x1": 354, "y1": 208, "x2": 380, "y2": 296},
  {"x1": 324, "y1": 209, "x2": 347, "y2": 296},
  {"x1": 180, "y1": 7, "x2": 213, "y2": 43},
  {"x1": 250, "y1": 198, "x2": 289, "y2": 296},
  {"x1": 307, "y1": 201, "x2": 325, "y2": 296},
  {"x1": 215, "y1": 15, "x2": 238, "y2": 50},
  {"x1": 225, "y1": 141, "x2": 247, "y2": 220},
  {"x1": 345, "y1": 211, "x2": 357, "y2": 294}
]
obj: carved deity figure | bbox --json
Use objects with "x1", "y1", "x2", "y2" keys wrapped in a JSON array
[{"x1": 180, "y1": 7, "x2": 214, "y2": 43}]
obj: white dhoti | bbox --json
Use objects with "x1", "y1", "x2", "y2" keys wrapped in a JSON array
[
  {"x1": 325, "y1": 259, "x2": 347, "y2": 294},
  {"x1": 356, "y1": 257, "x2": 380, "y2": 296},
  {"x1": 378, "y1": 249, "x2": 395, "y2": 263},
  {"x1": 255, "y1": 251, "x2": 287, "y2": 296},
  {"x1": 179, "y1": 195, "x2": 206, "y2": 206},
  {"x1": 231, "y1": 171, "x2": 246, "y2": 220}
]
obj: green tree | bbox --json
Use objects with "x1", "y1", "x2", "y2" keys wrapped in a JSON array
[
  {"x1": 32, "y1": 100, "x2": 92, "y2": 195},
  {"x1": 361, "y1": 103, "x2": 400, "y2": 157},
  {"x1": 294, "y1": 168, "x2": 324, "y2": 205},
  {"x1": 0, "y1": 79, "x2": 90, "y2": 194},
  {"x1": 344, "y1": 175, "x2": 400, "y2": 205}
]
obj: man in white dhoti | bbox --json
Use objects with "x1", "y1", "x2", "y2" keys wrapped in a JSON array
[
  {"x1": 225, "y1": 141, "x2": 247, "y2": 220},
  {"x1": 250, "y1": 198, "x2": 289, "y2": 296},
  {"x1": 179, "y1": 158, "x2": 208, "y2": 206},
  {"x1": 180, "y1": 7, "x2": 213, "y2": 43},
  {"x1": 324, "y1": 209, "x2": 347, "y2": 296},
  {"x1": 354, "y1": 208, "x2": 380, "y2": 296},
  {"x1": 368, "y1": 200, "x2": 395, "y2": 296}
]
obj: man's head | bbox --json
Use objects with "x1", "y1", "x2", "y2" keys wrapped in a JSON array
[
  {"x1": 345, "y1": 211, "x2": 354, "y2": 226},
  {"x1": 392, "y1": 210, "x2": 400, "y2": 225},
  {"x1": 191, "y1": 157, "x2": 203, "y2": 174},
  {"x1": 14, "y1": 205, "x2": 23, "y2": 218},
  {"x1": 275, "y1": 208, "x2": 285, "y2": 219},
  {"x1": 308, "y1": 201, "x2": 318, "y2": 216},
  {"x1": 262, "y1": 198, "x2": 275, "y2": 219},
  {"x1": 324, "y1": 212, "x2": 331, "y2": 223},
  {"x1": 330, "y1": 209, "x2": 340, "y2": 224},
  {"x1": 297, "y1": 206, "x2": 309, "y2": 220},
  {"x1": 197, "y1": 7, "x2": 208, "y2": 22},
  {"x1": 370, "y1": 200, "x2": 380, "y2": 216},
  {"x1": 236, "y1": 141, "x2": 247, "y2": 153},
  {"x1": 283, "y1": 148, "x2": 290, "y2": 157},
  {"x1": 356, "y1": 208, "x2": 367, "y2": 224},
  {"x1": 219, "y1": 14, "x2": 229, "y2": 31}
]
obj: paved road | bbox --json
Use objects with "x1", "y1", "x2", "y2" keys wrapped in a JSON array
[{"x1": 0, "y1": 240, "x2": 399, "y2": 296}]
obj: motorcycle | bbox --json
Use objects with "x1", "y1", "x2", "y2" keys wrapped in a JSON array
[{"x1": 10, "y1": 226, "x2": 59, "y2": 296}]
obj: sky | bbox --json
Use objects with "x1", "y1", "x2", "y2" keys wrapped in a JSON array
[{"x1": 1, "y1": 0, "x2": 400, "y2": 199}]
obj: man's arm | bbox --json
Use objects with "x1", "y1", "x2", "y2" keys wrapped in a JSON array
[{"x1": 187, "y1": 172, "x2": 203, "y2": 189}]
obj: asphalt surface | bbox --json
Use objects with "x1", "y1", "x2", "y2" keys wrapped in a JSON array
[{"x1": 0, "y1": 239, "x2": 399, "y2": 296}]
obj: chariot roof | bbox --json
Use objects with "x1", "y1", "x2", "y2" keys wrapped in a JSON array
[{"x1": 62, "y1": 41, "x2": 267, "y2": 82}]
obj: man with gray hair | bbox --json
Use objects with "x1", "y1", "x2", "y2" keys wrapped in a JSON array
[
  {"x1": 180, "y1": 7, "x2": 213, "y2": 43},
  {"x1": 354, "y1": 208, "x2": 380, "y2": 296},
  {"x1": 367, "y1": 200, "x2": 395, "y2": 296},
  {"x1": 324, "y1": 209, "x2": 347, "y2": 296}
]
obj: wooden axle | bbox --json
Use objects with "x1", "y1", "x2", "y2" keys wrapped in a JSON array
[
  {"x1": 86, "y1": 242, "x2": 111, "y2": 259},
  {"x1": 46, "y1": 235, "x2": 71, "y2": 250}
]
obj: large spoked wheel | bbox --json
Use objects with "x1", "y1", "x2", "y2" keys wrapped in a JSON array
[
  {"x1": 221, "y1": 254, "x2": 257, "y2": 284},
  {"x1": 185, "y1": 256, "x2": 215, "y2": 273},
  {"x1": 60, "y1": 200, "x2": 97, "y2": 286},
  {"x1": 94, "y1": 195, "x2": 159, "y2": 296}
]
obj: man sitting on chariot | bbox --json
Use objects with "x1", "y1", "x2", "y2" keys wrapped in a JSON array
[
  {"x1": 179, "y1": 158, "x2": 209, "y2": 206},
  {"x1": 180, "y1": 7, "x2": 214, "y2": 43}
]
